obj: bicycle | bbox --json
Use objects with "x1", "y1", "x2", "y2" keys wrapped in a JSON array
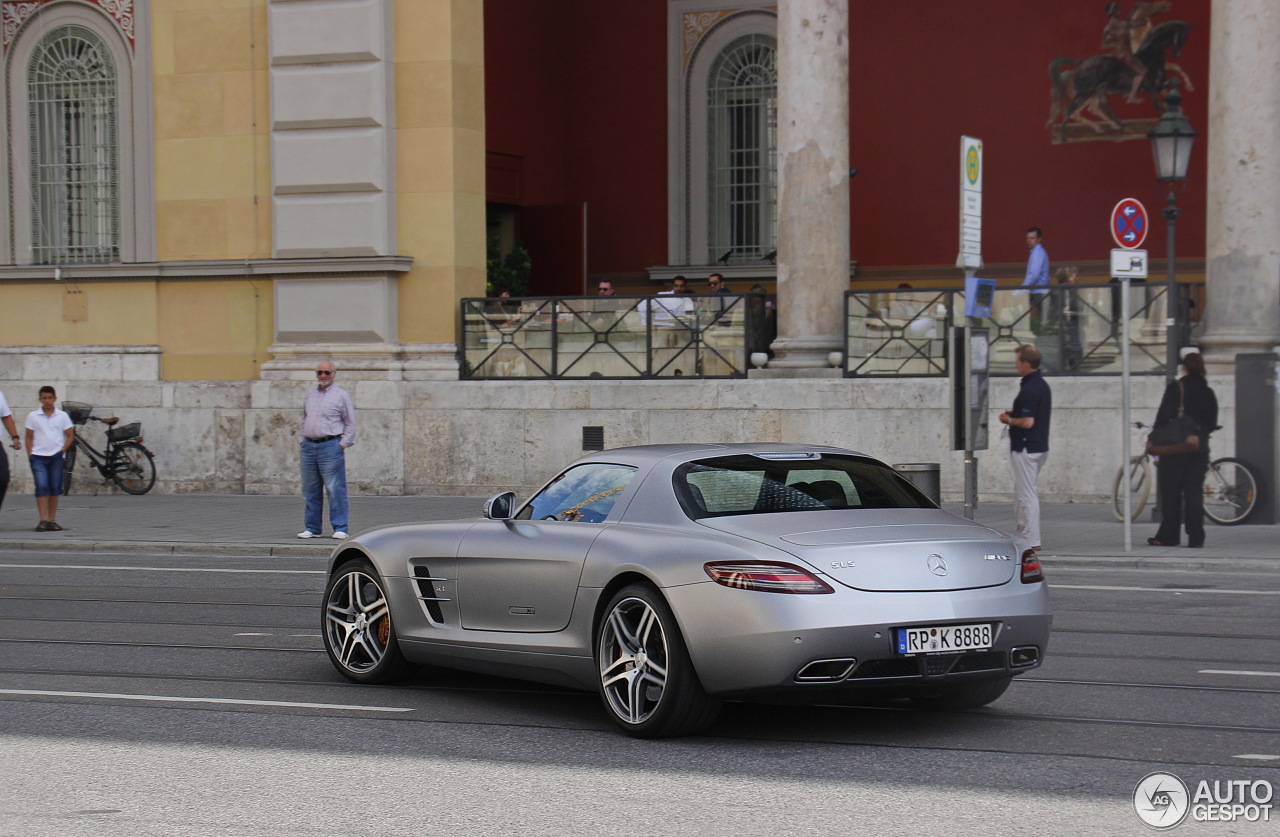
[
  {"x1": 1110, "y1": 421, "x2": 1259, "y2": 525},
  {"x1": 60, "y1": 401, "x2": 157, "y2": 495},
  {"x1": 1110, "y1": 422, "x2": 1154, "y2": 522}
]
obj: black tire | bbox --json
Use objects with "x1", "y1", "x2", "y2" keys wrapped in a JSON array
[
  {"x1": 322, "y1": 558, "x2": 413, "y2": 684},
  {"x1": 61, "y1": 445, "x2": 78, "y2": 496},
  {"x1": 1203, "y1": 457, "x2": 1259, "y2": 526},
  {"x1": 111, "y1": 442, "x2": 156, "y2": 495},
  {"x1": 910, "y1": 676, "x2": 1013, "y2": 710},
  {"x1": 595, "y1": 583, "x2": 721, "y2": 738},
  {"x1": 1110, "y1": 456, "x2": 1151, "y2": 522}
]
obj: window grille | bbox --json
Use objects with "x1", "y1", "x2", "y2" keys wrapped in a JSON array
[
  {"x1": 707, "y1": 34, "x2": 777, "y2": 265},
  {"x1": 28, "y1": 25, "x2": 119, "y2": 264}
]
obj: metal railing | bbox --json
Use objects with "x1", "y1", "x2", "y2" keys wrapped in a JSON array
[
  {"x1": 460, "y1": 293, "x2": 771, "y2": 379},
  {"x1": 844, "y1": 282, "x2": 1197, "y2": 377}
]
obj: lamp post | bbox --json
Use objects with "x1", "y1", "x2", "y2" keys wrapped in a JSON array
[{"x1": 1148, "y1": 78, "x2": 1197, "y2": 382}]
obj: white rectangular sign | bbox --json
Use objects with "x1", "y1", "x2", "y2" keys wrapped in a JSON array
[
  {"x1": 957, "y1": 136, "x2": 983, "y2": 269},
  {"x1": 1111, "y1": 248, "x2": 1148, "y2": 279}
]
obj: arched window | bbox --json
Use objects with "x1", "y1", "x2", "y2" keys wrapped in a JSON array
[
  {"x1": 706, "y1": 34, "x2": 776, "y2": 264},
  {"x1": 2, "y1": 1, "x2": 153, "y2": 266},
  {"x1": 28, "y1": 25, "x2": 119, "y2": 264},
  {"x1": 666, "y1": 4, "x2": 776, "y2": 269}
]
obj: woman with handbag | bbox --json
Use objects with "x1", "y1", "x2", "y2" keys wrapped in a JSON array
[{"x1": 1146, "y1": 352, "x2": 1218, "y2": 547}]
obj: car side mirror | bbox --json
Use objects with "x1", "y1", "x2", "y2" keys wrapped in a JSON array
[{"x1": 483, "y1": 491, "x2": 517, "y2": 520}]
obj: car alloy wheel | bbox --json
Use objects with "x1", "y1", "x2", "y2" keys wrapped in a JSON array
[
  {"x1": 596, "y1": 584, "x2": 720, "y2": 738},
  {"x1": 323, "y1": 559, "x2": 411, "y2": 684}
]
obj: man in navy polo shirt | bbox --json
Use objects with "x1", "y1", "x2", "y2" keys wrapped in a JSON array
[{"x1": 999, "y1": 344, "x2": 1052, "y2": 550}]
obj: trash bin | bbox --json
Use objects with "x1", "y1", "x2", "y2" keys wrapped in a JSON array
[{"x1": 893, "y1": 462, "x2": 941, "y2": 506}]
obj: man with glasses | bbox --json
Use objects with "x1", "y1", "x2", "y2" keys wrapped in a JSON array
[
  {"x1": 705, "y1": 272, "x2": 734, "y2": 328},
  {"x1": 297, "y1": 360, "x2": 356, "y2": 539}
]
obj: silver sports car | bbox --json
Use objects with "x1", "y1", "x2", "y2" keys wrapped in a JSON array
[{"x1": 322, "y1": 443, "x2": 1051, "y2": 738}]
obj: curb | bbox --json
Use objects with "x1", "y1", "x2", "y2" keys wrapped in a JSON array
[
  {"x1": 0, "y1": 539, "x2": 332, "y2": 557},
  {"x1": 0, "y1": 539, "x2": 1272, "y2": 572},
  {"x1": 1038, "y1": 554, "x2": 1275, "y2": 573}
]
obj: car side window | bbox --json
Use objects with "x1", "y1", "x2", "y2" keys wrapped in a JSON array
[{"x1": 517, "y1": 463, "x2": 637, "y2": 523}]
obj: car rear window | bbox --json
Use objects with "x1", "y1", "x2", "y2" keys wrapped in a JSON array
[{"x1": 674, "y1": 453, "x2": 933, "y2": 518}]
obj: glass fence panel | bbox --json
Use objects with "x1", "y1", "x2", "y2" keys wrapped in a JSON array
[
  {"x1": 461, "y1": 294, "x2": 754, "y2": 379},
  {"x1": 845, "y1": 290, "x2": 951, "y2": 376},
  {"x1": 844, "y1": 282, "x2": 1192, "y2": 378}
]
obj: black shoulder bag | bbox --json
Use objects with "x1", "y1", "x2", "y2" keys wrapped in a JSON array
[{"x1": 1148, "y1": 380, "x2": 1201, "y2": 449}]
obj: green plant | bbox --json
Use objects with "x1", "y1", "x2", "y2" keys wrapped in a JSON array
[{"x1": 486, "y1": 236, "x2": 532, "y2": 297}]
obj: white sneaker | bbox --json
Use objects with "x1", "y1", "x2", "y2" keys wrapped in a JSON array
[
  {"x1": 297, "y1": 530, "x2": 317, "y2": 539},
  {"x1": 332, "y1": 531, "x2": 348, "y2": 540}
]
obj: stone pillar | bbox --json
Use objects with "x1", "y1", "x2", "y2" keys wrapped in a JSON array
[
  {"x1": 767, "y1": 0, "x2": 849, "y2": 372},
  {"x1": 1199, "y1": 1, "x2": 1280, "y2": 370}
]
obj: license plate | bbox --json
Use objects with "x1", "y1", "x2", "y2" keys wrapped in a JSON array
[{"x1": 896, "y1": 623, "x2": 993, "y2": 656}]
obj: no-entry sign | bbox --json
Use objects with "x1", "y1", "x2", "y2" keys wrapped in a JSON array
[{"x1": 1111, "y1": 198, "x2": 1149, "y2": 249}]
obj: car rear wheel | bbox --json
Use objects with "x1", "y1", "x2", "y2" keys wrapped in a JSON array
[
  {"x1": 596, "y1": 584, "x2": 721, "y2": 738},
  {"x1": 323, "y1": 558, "x2": 412, "y2": 684},
  {"x1": 910, "y1": 675, "x2": 1013, "y2": 710}
]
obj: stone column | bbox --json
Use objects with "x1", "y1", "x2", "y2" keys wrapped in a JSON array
[
  {"x1": 1199, "y1": 1, "x2": 1280, "y2": 370},
  {"x1": 767, "y1": 0, "x2": 849, "y2": 372}
]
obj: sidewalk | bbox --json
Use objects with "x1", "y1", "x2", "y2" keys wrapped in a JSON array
[{"x1": 0, "y1": 492, "x2": 1273, "y2": 570}]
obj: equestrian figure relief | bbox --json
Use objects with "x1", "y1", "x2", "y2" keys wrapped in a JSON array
[{"x1": 1047, "y1": 1, "x2": 1194, "y2": 142}]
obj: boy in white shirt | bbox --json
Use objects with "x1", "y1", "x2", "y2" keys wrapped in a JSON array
[{"x1": 23, "y1": 386, "x2": 74, "y2": 532}]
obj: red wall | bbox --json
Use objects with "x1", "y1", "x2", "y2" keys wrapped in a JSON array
[
  {"x1": 485, "y1": 1, "x2": 1210, "y2": 277},
  {"x1": 849, "y1": 1, "x2": 1210, "y2": 268}
]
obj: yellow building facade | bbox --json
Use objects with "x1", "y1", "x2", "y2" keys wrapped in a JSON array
[{"x1": 0, "y1": 0, "x2": 484, "y2": 381}]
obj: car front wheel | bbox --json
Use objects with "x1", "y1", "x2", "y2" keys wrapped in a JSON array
[
  {"x1": 595, "y1": 584, "x2": 721, "y2": 738},
  {"x1": 322, "y1": 558, "x2": 412, "y2": 684}
]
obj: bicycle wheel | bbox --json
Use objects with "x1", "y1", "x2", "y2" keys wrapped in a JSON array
[
  {"x1": 61, "y1": 445, "x2": 78, "y2": 496},
  {"x1": 111, "y1": 442, "x2": 156, "y2": 495},
  {"x1": 1110, "y1": 456, "x2": 1151, "y2": 522},
  {"x1": 1203, "y1": 457, "x2": 1258, "y2": 526}
]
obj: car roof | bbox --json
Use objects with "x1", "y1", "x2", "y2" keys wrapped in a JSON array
[{"x1": 574, "y1": 442, "x2": 871, "y2": 469}]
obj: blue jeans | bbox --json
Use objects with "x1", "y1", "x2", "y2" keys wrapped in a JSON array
[
  {"x1": 30, "y1": 452, "x2": 65, "y2": 498},
  {"x1": 300, "y1": 439, "x2": 348, "y2": 534}
]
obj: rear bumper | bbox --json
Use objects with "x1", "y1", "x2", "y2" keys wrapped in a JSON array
[{"x1": 665, "y1": 579, "x2": 1052, "y2": 698}]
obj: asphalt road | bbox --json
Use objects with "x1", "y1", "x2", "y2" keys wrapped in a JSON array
[{"x1": 0, "y1": 548, "x2": 1277, "y2": 836}]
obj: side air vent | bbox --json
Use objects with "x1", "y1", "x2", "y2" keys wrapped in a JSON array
[{"x1": 412, "y1": 565, "x2": 448, "y2": 624}]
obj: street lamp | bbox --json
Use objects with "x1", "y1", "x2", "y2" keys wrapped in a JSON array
[{"x1": 1148, "y1": 78, "x2": 1197, "y2": 381}]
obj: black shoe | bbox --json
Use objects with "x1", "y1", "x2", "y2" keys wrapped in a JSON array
[
  {"x1": 1187, "y1": 541, "x2": 1204, "y2": 548},
  {"x1": 35, "y1": 520, "x2": 49, "y2": 532}
]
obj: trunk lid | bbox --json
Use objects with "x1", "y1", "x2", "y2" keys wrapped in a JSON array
[{"x1": 696, "y1": 509, "x2": 1018, "y2": 592}]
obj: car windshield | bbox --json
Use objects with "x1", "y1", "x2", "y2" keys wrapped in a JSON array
[{"x1": 674, "y1": 453, "x2": 933, "y2": 518}]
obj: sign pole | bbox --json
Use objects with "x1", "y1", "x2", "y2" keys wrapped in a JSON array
[
  {"x1": 1109, "y1": 197, "x2": 1148, "y2": 552},
  {"x1": 957, "y1": 137, "x2": 983, "y2": 520},
  {"x1": 1122, "y1": 276, "x2": 1132, "y2": 552}
]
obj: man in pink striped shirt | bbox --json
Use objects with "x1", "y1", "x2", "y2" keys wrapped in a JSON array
[{"x1": 297, "y1": 360, "x2": 356, "y2": 539}]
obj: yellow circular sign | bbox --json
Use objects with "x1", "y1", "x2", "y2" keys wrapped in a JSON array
[{"x1": 966, "y1": 145, "x2": 981, "y2": 185}]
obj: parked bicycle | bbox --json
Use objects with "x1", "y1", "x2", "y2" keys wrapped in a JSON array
[
  {"x1": 1110, "y1": 421, "x2": 1259, "y2": 525},
  {"x1": 60, "y1": 401, "x2": 157, "y2": 495}
]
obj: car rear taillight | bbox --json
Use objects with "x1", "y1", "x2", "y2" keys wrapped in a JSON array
[
  {"x1": 703, "y1": 561, "x2": 834, "y2": 594},
  {"x1": 1020, "y1": 549, "x2": 1044, "y2": 584}
]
